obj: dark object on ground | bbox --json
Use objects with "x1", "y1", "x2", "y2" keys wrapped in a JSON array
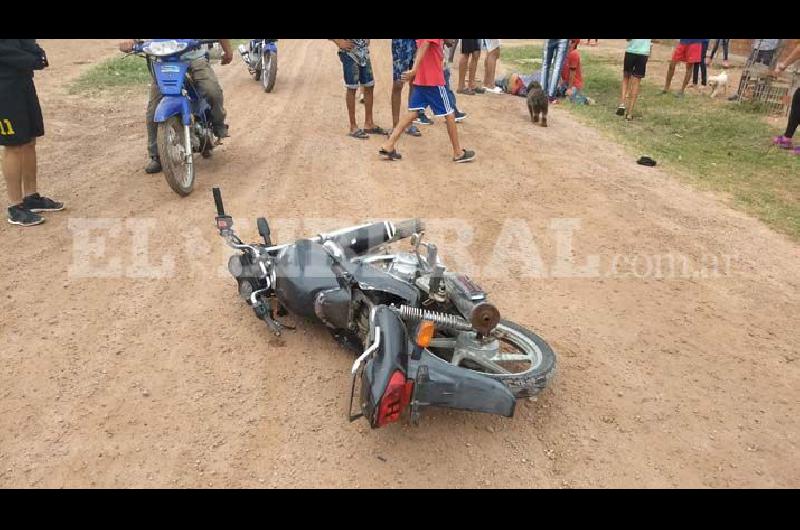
[
  {"x1": 526, "y1": 80, "x2": 548, "y2": 127},
  {"x1": 637, "y1": 156, "x2": 657, "y2": 167}
]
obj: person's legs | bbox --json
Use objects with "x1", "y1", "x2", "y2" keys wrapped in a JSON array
[
  {"x1": 339, "y1": 52, "x2": 362, "y2": 133},
  {"x1": 468, "y1": 51, "x2": 480, "y2": 89},
  {"x1": 190, "y1": 59, "x2": 227, "y2": 134},
  {"x1": 722, "y1": 39, "x2": 729, "y2": 64},
  {"x1": 345, "y1": 88, "x2": 358, "y2": 132},
  {"x1": 784, "y1": 87, "x2": 800, "y2": 139},
  {"x1": 548, "y1": 40, "x2": 568, "y2": 99},
  {"x1": 391, "y1": 80, "x2": 404, "y2": 128},
  {"x1": 663, "y1": 60, "x2": 677, "y2": 92},
  {"x1": 2, "y1": 144, "x2": 24, "y2": 206},
  {"x1": 692, "y1": 61, "x2": 700, "y2": 86},
  {"x1": 146, "y1": 81, "x2": 161, "y2": 160},
  {"x1": 628, "y1": 76, "x2": 642, "y2": 117},
  {"x1": 700, "y1": 41, "x2": 709, "y2": 85},
  {"x1": 444, "y1": 112, "x2": 462, "y2": 157},
  {"x1": 381, "y1": 111, "x2": 417, "y2": 153},
  {"x1": 482, "y1": 46, "x2": 500, "y2": 89},
  {"x1": 359, "y1": 59, "x2": 377, "y2": 130},
  {"x1": 709, "y1": 39, "x2": 720, "y2": 62},
  {"x1": 620, "y1": 73, "x2": 630, "y2": 108},
  {"x1": 20, "y1": 138, "x2": 37, "y2": 197},
  {"x1": 458, "y1": 53, "x2": 469, "y2": 91},
  {"x1": 679, "y1": 62, "x2": 693, "y2": 94}
]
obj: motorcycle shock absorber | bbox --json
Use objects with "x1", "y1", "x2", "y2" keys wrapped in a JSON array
[{"x1": 393, "y1": 305, "x2": 473, "y2": 331}]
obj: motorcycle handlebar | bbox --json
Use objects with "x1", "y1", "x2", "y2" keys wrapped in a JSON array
[{"x1": 212, "y1": 187, "x2": 226, "y2": 217}]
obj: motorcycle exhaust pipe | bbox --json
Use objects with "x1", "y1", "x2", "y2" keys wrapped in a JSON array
[{"x1": 444, "y1": 274, "x2": 501, "y2": 335}]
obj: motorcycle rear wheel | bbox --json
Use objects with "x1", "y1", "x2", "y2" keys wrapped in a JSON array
[
  {"x1": 430, "y1": 320, "x2": 556, "y2": 397},
  {"x1": 262, "y1": 51, "x2": 277, "y2": 93},
  {"x1": 157, "y1": 116, "x2": 195, "y2": 196}
]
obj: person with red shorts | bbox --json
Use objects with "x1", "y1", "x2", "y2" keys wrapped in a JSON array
[{"x1": 662, "y1": 39, "x2": 703, "y2": 97}]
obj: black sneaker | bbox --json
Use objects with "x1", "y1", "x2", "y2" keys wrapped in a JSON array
[
  {"x1": 22, "y1": 193, "x2": 64, "y2": 212},
  {"x1": 414, "y1": 113, "x2": 434, "y2": 126},
  {"x1": 145, "y1": 157, "x2": 162, "y2": 174},
  {"x1": 7, "y1": 205, "x2": 44, "y2": 226},
  {"x1": 454, "y1": 110, "x2": 467, "y2": 123}
]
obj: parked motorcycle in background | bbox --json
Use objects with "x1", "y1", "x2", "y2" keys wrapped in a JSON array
[
  {"x1": 238, "y1": 39, "x2": 278, "y2": 92},
  {"x1": 212, "y1": 188, "x2": 557, "y2": 429}
]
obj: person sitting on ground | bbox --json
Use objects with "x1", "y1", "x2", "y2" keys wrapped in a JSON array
[
  {"x1": 330, "y1": 39, "x2": 388, "y2": 139},
  {"x1": 556, "y1": 39, "x2": 591, "y2": 104},
  {"x1": 495, "y1": 70, "x2": 541, "y2": 97},
  {"x1": 380, "y1": 39, "x2": 475, "y2": 163},
  {"x1": 618, "y1": 39, "x2": 654, "y2": 120},
  {"x1": 0, "y1": 39, "x2": 64, "y2": 227},
  {"x1": 771, "y1": 42, "x2": 800, "y2": 156},
  {"x1": 481, "y1": 39, "x2": 503, "y2": 94},
  {"x1": 119, "y1": 38, "x2": 233, "y2": 174},
  {"x1": 662, "y1": 39, "x2": 704, "y2": 97}
]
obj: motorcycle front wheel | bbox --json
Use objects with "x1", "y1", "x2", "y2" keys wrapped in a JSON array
[
  {"x1": 157, "y1": 116, "x2": 195, "y2": 196},
  {"x1": 261, "y1": 51, "x2": 277, "y2": 93},
  {"x1": 429, "y1": 320, "x2": 556, "y2": 397}
]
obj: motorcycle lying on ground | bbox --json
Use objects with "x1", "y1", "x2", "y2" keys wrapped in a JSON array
[
  {"x1": 129, "y1": 39, "x2": 223, "y2": 196},
  {"x1": 237, "y1": 39, "x2": 278, "y2": 92},
  {"x1": 212, "y1": 188, "x2": 556, "y2": 428}
]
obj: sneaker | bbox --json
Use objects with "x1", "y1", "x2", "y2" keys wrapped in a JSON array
[
  {"x1": 414, "y1": 113, "x2": 434, "y2": 126},
  {"x1": 773, "y1": 135, "x2": 793, "y2": 149},
  {"x1": 484, "y1": 86, "x2": 503, "y2": 94},
  {"x1": 473, "y1": 87, "x2": 486, "y2": 94},
  {"x1": 616, "y1": 105, "x2": 626, "y2": 116},
  {"x1": 145, "y1": 157, "x2": 162, "y2": 174},
  {"x1": 213, "y1": 124, "x2": 230, "y2": 138},
  {"x1": 22, "y1": 193, "x2": 64, "y2": 212},
  {"x1": 454, "y1": 110, "x2": 467, "y2": 123},
  {"x1": 7, "y1": 205, "x2": 44, "y2": 226},
  {"x1": 453, "y1": 149, "x2": 476, "y2": 163}
]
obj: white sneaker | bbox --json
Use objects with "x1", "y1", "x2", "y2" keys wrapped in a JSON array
[{"x1": 484, "y1": 86, "x2": 503, "y2": 94}]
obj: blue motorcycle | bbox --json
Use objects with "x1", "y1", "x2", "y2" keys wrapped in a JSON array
[
  {"x1": 237, "y1": 39, "x2": 278, "y2": 92},
  {"x1": 130, "y1": 39, "x2": 220, "y2": 196}
]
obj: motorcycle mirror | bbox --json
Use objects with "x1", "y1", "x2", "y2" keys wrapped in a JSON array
[{"x1": 257, "y1": 217, "x2": 272, "y2": 246}]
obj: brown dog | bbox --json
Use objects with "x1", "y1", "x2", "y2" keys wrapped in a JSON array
[{"x1": 527, "y1": 80, "x2": 548, "y2": 127}]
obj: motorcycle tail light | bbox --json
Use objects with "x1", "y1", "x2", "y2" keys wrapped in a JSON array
[{"x1": 376, "y1": 370, "x2": 414, "y2": 427}]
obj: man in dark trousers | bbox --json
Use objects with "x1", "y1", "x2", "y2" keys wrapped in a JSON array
[{"x1": 0, "y1": 39, "x2": 64, "y2": 227}]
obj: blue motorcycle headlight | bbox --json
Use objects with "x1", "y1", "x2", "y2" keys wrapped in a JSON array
[{"x1": 142, "y1": 40, "x2": 189, "y2": 57}]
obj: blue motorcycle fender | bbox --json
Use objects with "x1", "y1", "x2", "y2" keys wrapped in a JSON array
[
  {"x1": 154, "y1": 96, "x2": 191, "y2": 126},
  {"x1": 264, "y1": 41, "x2": 277, "y2": 53}
]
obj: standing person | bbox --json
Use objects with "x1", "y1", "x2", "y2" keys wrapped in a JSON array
[
  {"x1": 481, "y1": 39, "x2": 504, "y2": 94},
  {"x1": 691, "y1": 39, "x2": 710, "y2": 89},
  {"x1": 754, "y1": 38, "x2": 780, "y2": 66},
  {"x1": 662, "y1": 39, "x2": 703, "y2": 97},
  {"x1": 391, "y1": 39, "x2": 423, "y2": 136},
  {"x1": 0, "y1": 39, "x2": 63, "y2": 227},
  {"x1": 771, "y1": 42, "x2": 800, "y2": 155},
  {"x1": 617, "y1": 39, "x2": 653, "y2": 120},
  {"x1": 540, "y1": 39, "x2": 569, "y2": 102},
  {"x1": 331, "y1": 39, "x2": 388, "y2": 139},
  {"x1": 379, "y1": 39, "x2": 475, "y2": 163},
  {"x1": 457, "y1": 39, "x2": 483, "y2": 95},
  {"x1": 708, "y1": 39, "x2": 730, "y2": 69},
  {"x1": 119, "y1": 38, "x2": 233, "y2": 174},
  {"x1": 443, "y1": 39, "x2": 468, "y2": 122}
]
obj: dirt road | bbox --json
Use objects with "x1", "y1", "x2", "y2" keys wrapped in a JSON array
[{"x1": 1, "y1": 39, "x2": 798, "y2": 488}]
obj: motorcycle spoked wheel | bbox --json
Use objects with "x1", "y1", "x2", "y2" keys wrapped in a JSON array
[
  {"x1": 429, "y1": 320, "x2": 556, "y2": 398},
  {"x1": 157, "y1": 116, "x2": 195, "y2": 196},
  {"x1": 261, "y1": 51, "x2": 277, "y2": 92}
]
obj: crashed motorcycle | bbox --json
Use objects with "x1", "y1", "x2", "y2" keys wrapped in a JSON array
[
  {"x1": 213, "y1": 188, "x2": 556, "y2": 428},
  {"x1": 237, "y1": 39, "x2": 278, "y2": 92}
]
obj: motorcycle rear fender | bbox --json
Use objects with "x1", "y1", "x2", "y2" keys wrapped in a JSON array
[
  {"x1": 154, "y1": 96, "x2": 192, "y2": 126},
  {"x1": 264, "y1": 41, "x2": 277, "y2": 53},
  {"x1": 410, "y1": 350, "x2": 516, "y2": 418}
]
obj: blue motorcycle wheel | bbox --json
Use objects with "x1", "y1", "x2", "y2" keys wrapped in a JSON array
[
  {"x1": 261, "y1": 51, "x2": 277, "y2": 93},
  {"x1": 157, "y1": 116, "x2": 195, "y2": 196}
]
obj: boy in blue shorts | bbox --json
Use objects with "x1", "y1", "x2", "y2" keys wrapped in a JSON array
[
  {"x1": 331, "y1": 39, "x2": 388, "y2": 139},
  {"x1": 379, "y1": 39, "x2": 475, "y2": 163},
  {"x1": 391, "y1": 39, "x2": 423, "y2": 136}
]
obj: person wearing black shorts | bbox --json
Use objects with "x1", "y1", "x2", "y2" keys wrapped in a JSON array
[
  {"x1": 0, "y1": 39, "x2": 63, "y2": 227},
  {"x1": 618, "y1": 39, "x2": 652, "y2": 120},
  {"x1": 457, "y1": 39, "x2": 483, "y2": 94}
]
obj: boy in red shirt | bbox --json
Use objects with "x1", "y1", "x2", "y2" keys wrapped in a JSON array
[
  {"x1": 557, "y1": 39, "x2": 584, "y2": 102},
  {"x1": 379, "y1": 39, "x2": 475, "y2": 163}
]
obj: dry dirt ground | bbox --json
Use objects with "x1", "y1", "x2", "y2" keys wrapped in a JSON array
[{"x1": 1, "y1": 39, "x2": 798, "y2": 488}]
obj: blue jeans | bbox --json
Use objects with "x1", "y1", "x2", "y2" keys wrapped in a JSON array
[{"x1": 540, "y1": 39, "x2": 568, "y2": 99}]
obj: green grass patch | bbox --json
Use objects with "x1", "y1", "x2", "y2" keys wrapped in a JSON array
[
  {"x1": 502, "y1": 45, "x2": 800, "y2": 240},
  {"x1": 69, "y1": 55, "x2": 151, "y2": 94}
]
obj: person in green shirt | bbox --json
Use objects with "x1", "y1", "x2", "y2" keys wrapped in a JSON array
[{"x1": 618, "y1": 39, "x2": 654, "y2": 120}]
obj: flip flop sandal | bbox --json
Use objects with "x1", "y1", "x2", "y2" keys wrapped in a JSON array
[
  {"x1": 365, "y1": 126, "x2": 389, "y2": 136},
  {"x1": 349, "y1": 129, "x2": 369, "y2": 139},
  {"x1": 637, "y1": 156, "x2": 656, "y2": 167},
  {"x1": 379, "y1": 148, "x2": 402, "y2": 161},
  {"x1": 458, "y1": 88, "x2": 475, "y2": 95},
  {"x1": 473, "y1": 87, "x2": 486, "y2": 94},
  {"x1": 405, "y1": 125, "x2": 422, "y2": 137}
]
